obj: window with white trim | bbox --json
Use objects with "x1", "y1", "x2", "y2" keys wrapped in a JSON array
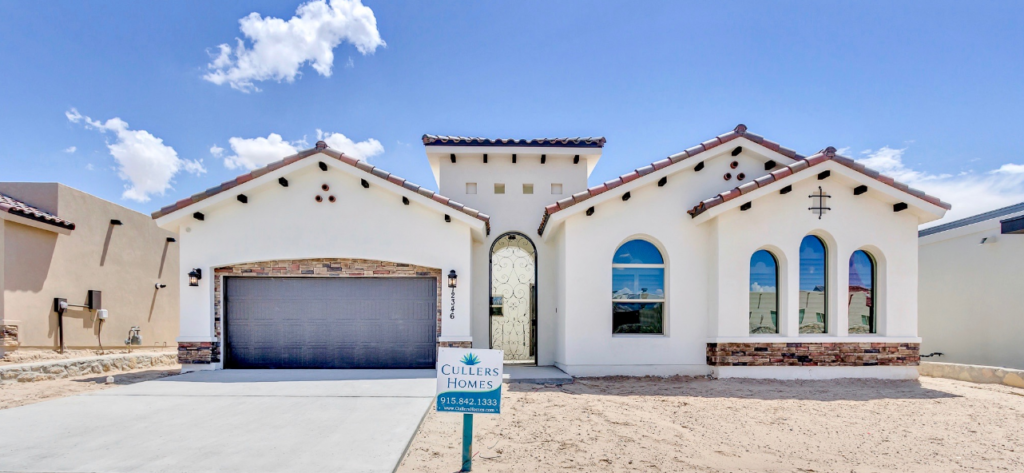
[{"x1": 612, "y1": 239, "x2": 665, "y2": 334}]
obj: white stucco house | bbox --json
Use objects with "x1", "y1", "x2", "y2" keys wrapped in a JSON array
[
  {"x1": 153, "y1": 124, "x2": 950, "y2": 379},
  {"x1": 918, "y1": 202, "x2": 1024, "y2": 370}
]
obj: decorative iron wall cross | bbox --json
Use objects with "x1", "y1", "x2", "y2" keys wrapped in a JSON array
[{"x1": 808, "y1": 186, "x2": 831, "y2": 219}]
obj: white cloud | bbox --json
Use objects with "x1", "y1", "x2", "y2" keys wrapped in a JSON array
[
  {"x1": 854, "y1": 147, "x2": 1024, "y2": 227},
  {"x1": 316, "y1": 129, "x2": 383, "y2": 160},
  {"x1": 220, "y1": 130, "x2": 384, "y2": 170},
  {"x1": 64, "y1": 146, "x2": 76, "y2": 153},
  {"x1": 86, "y1": 163, "x2": 94, "y2": 171},
  {"x1": 66, "y1": 108, "x2": 206, "y2": 202},
  {"x1": 751, "y1": 283, "x2": 776, "y2": 293},
  {"x1": 223, "y1": 133, "x2": 299, "y2": 170},
  {"x1": 203, "y1": 0, "x2": 385, "y2": 93}
]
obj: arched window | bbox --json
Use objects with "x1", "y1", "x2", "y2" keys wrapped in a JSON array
[
  {"x1": 848, "y1": 250, "x2": 875, "y2": 334},
  {"x1": 749, "y1": 250, "x2": 779, "y2": 334},
  {"x1": 612, "y1": 239, "x2": 665, "y2": 334},
  {"x1": 799, "y1": 235, "x2": 828, "y2": 334}
]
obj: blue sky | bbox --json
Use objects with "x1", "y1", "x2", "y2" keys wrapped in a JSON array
[{"x1": 1, "y1": 1, "x2": 1022, "y2": 224}]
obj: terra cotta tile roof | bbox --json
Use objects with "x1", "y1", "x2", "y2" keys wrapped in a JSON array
[
  {"x1": 0, "y1": 192, "x2": 76, "y2": 230},
  {"x1": 150, "y1": 142, "x2": 491, "y2": 234},
  {"x1": 686, "y1": 147, "x2": 952, "y2": 218},
  {"x1": 536, "y1": 124, "x2": 799, "y2": 235},
  {"x1": 422, "y1": 135, "x2": 606, "y2": 148}
]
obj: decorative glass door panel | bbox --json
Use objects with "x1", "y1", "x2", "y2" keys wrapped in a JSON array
[{"x1": 490, "y1": 233, "x2": 537, "y2": 364}]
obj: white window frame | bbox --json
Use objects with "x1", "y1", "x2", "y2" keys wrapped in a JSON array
[{"x1": 611, "y1": 247, "x2": 667, "y2": 336}]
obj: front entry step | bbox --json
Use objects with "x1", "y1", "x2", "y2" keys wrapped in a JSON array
[{"x1": 502, "y1": 365, "x2": 573, "y2": 384}]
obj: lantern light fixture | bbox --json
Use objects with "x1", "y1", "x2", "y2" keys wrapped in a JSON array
[
  {"x1": 448, "y1": 270, "x2": 458, "y2": 288},
  {"x1": 188, "y1": 268, "x2": 202, "y2": 287}
]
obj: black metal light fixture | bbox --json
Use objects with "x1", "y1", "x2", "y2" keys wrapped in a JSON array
[
  {"x1": 447, "y1": 270, "x2": 457, "y2": 319},
  {"x1": 188, "y1": 268, "x2": 202, "y2": 287}
]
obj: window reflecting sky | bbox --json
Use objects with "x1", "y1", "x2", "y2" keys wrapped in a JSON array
[
  {"x1": 750, "y1": 250, "x2": 777, "y2": 293},
  {"x1": 613, "y1": 268, "x2": 665, "y2": 299},
  {"x1": 849, "y1": 250, "x2": 873, "y2": 290},
  {"x1": 800, "y1": 236, "x2": 826, "y2": 292},
  {"x1": 612, "y1": 240, "x2": 663, "y2": 265}
]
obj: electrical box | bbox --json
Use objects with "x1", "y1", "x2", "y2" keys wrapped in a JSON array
[
  {"x1": 97, "y1": 309, "x2": 108, "y2": 320},
  {"x1": 88, "y1": 290, "x2": 102, "y2": 310}
]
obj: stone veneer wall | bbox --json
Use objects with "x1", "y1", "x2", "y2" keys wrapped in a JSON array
[
  {"x1": 178, "y1": 341, "x2": 219, "y2": 365},
  {"x1": 438, "y1": 341, "x2": 472, "y2": 348},
  {"x1": 707, "y1": 342, "x2": 921, "y2": 367},
  {"x1": 179, "y1": 258, "x2": 443, "y2": 365},
  {"x1": 2, "y1": 325, "x2": 18, "y2": 351}
]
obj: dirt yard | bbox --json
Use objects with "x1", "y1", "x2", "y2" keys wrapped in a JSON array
[
  {"x1": 0, "y1": 366, "x2": 180, "y2": 410},
  {"x1": 0, "y1": 347, "x2": 175, "y2": 365},
  {"x1": 399, "y1": 376, "x2": 1024, "y2": 473}
]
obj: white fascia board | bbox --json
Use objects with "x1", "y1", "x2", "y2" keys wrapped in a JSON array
[
  {"x1": 155, "y1": 153, "x2": 487, "y2": 239},
  {"x1": 0, "y1": 211, "x2": 72, "y2": 235},
  {"x1": 918, "y1": 212, "x2": 1022, "y2": 246},
  {"x1": 691, "y1": 160, "x2": 948, "y2": 225}
]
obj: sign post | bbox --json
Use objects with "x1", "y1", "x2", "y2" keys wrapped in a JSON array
[{"x1": 436, "y1": 348, "x2": 503, "y2": 472}]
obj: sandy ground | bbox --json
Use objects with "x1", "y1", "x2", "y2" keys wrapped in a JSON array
[
  {"x1": 0, "y1": 366, "x2": 181, "y2": 410},
  {"x1": 1, "y1": 347, "x2": 176, "y2": 365},
  {"x1": 399, "y1": 376, "x2": 1024, "y2": 473}
]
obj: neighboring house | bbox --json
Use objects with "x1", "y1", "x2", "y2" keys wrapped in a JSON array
[
  {"x1": 0, "y1": 183, "x2": 179, "y2": 355},
  {"x1": 918, "y1": 202, "x2": 1024, "y2": 370},
  {"x1": 153, "y1": 125, "x2": 949, "y2": 379}
]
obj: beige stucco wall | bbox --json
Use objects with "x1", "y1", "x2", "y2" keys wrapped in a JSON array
[
  {"x1": 919, "y1": 214, "x2": 1024, "y2": 370},
  {"x1": 1, "y1": 183, "x2": 179, "y2": 350}
]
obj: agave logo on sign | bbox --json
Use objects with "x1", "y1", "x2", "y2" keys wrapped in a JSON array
[{"x1": 436, "y1": 348, "x2": 503, "y2": 414}]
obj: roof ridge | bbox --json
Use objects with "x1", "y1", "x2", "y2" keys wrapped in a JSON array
[
  {"x1": 150, "y1": 145, "x2": 490, "y2": 233},
  {"x1": 686, "y1": 148, "x2": 951, "y2": 218},
  {"x1": 0, "y1": 192, "x2": 76, "y2": 230},
  {"x1": 537, "y1": 124, "x2": 802, "y2": 235}
]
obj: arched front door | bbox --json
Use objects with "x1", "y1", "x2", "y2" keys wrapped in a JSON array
[{"x1": 489, "y1": 232, "x2": 537, "y2": 364}]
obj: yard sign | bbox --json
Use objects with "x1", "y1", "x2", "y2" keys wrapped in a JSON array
[{"x1": 436, "y1": 348, "x2": 503, "y2": 414}]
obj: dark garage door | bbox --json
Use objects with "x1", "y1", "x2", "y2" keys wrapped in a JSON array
[{"x1": 224, "y1": 277, "x2": 437, "y2": 369}]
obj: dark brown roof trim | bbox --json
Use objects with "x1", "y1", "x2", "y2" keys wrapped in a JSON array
[
  {"x1": 151, "y1": 141, "x2": 491, "y2": 234},
  {"x1": 686, "y1": 147, "x2": 952, "y2": 219},
  {"x1": 0, "y1": 193, "x2": 76, "y2": 230},
  {"x1": 423, "y1": 135, "x2": 606, "y2": 148},
  {"x1": 537, "y1": 124, "x2": 797, "y2": 235}
]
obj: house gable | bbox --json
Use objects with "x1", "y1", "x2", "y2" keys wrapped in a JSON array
[
  {"x1": 688, "y1": 148, "x2": 950, "y2": 225},
  {"x1": 154, "y1": 143, "x2": 489, "y2": 240},
  {"x1": 537, "y1": 125, "x2": 803, "y2": 238}
]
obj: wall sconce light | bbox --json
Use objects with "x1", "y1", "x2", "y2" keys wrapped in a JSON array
[
  {"x1": 447, "y1": 270, "x2": 457, "y2": 320},
  {"x1": 188, "y1": 268, "x2": 202, "y2": 287}
]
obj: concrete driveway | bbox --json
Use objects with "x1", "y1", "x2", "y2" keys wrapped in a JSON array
[{"x1": 0, "y1": 370, "x2": 435, "y2": 473}]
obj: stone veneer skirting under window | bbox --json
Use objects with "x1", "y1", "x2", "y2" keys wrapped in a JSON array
[
  {"x1": 178, "y1": 258, "x2": 444, "y2": 365},
  {"x1": 707, "y1": 342, "x2": 921, "y2": 367}
]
